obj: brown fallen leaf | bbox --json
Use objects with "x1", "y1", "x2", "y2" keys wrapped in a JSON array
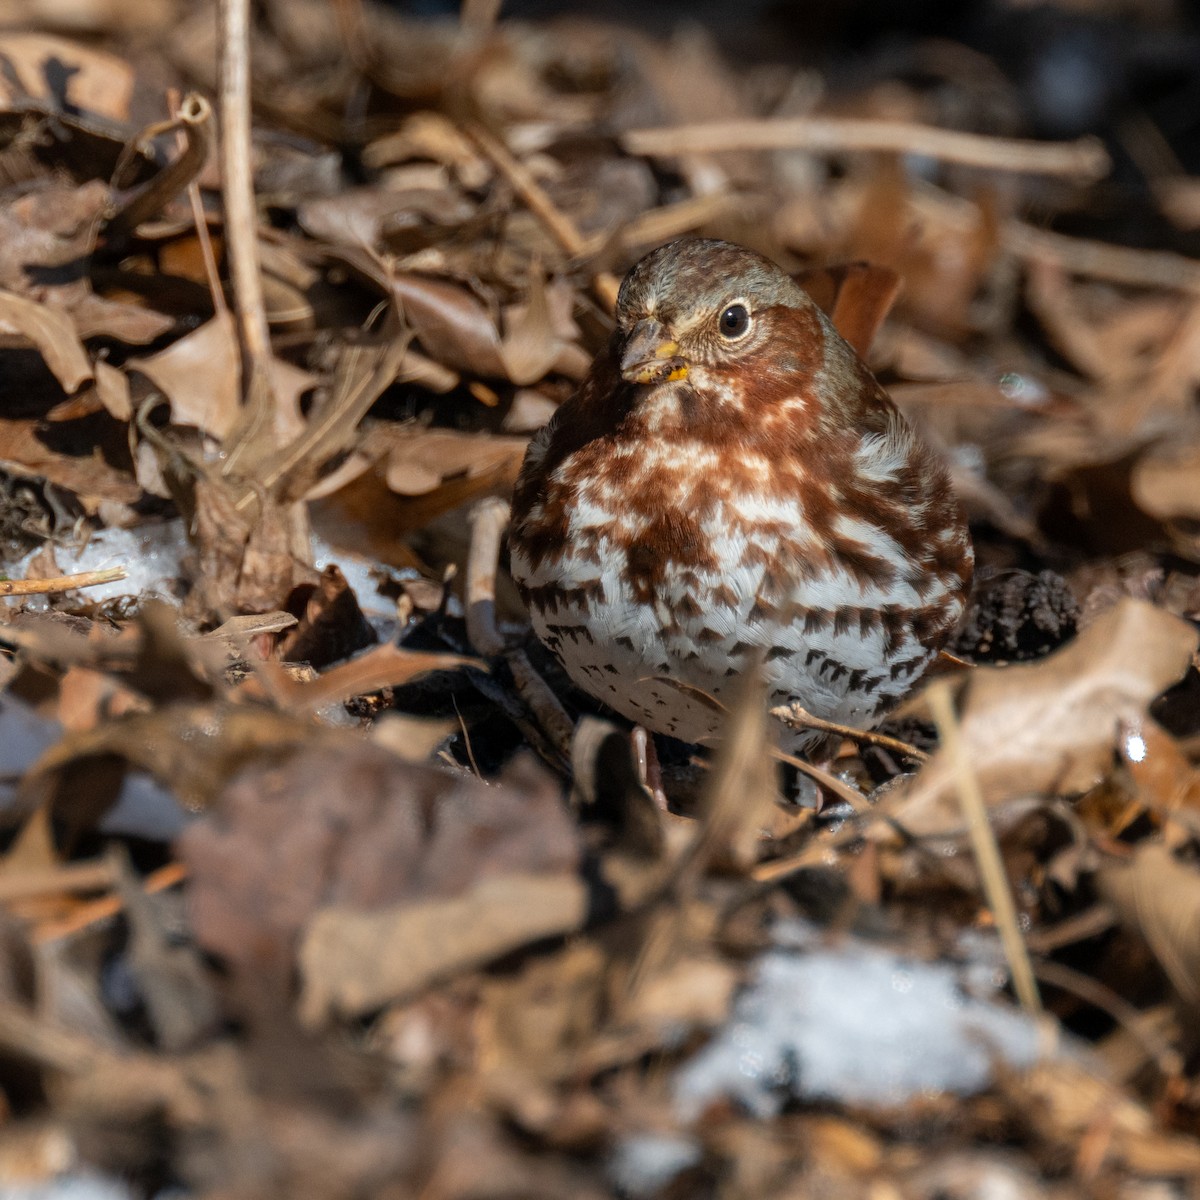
[
  {"x1": 889, "y1": 599, "x2": 1198, "y2": 836},
  {"x1": 1096, "y1": 843, "x2": 1200, "y2": 1008},
  {"x1": 383, "y1": 428, "x2": 529, "y2": 499},
  {"x1": 1131, "y1": 431, "x2": 1200, "y2": 523},
  {"x1": 259, "y1": 641, "x2": 481, "y2": 714},
  {"x1": 0, "y1": 417, "x2": 143, "y2": 511},
  {"x1": 299, "y1": 872, "x2": 589, "y2": 1024},
  {"x1": 127, "y1": 314, "x2": 239, "y2": 440},
  {"x1": 180, "y1": 743, "x2": 579, "y2": 1004},
  {"x1": 298, "y1": 184, "x2": 473, "y2": 250},
  {"x1": 392, "y1": 273, "x2": 508, "y2": 378},
  {"x1": 796, "y1": 261, "x2": 902, "y2": 359},
  {"x1": 93, "y1": 359, "x2": 133, "y2": 421},
  {"x1": 0, "y1": 289, "x2": 92, "y2": 393},
  {"x1": 0, "y1": 33, "x2": 137, "y2": 121},
  {"x1": 497, "y1": 265, "x2": 575, "y2": 386},
  {"x1": 277, "y1": 564, "x2": 376, "y2": 670},
  {"x1": 1118, "y1": 717, "x2": 1200, "y2": 814}
]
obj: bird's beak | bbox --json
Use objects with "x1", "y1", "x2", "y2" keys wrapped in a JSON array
[{"x1": 619, "y1": 318, "x2": 688, "y2": 385}]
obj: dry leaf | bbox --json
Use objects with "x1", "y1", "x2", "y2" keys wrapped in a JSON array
[
  {"x1": 93, "y1": 359, "x2": 132, "y2": 421},
  {"x1": 182, "y1": 743, "x2": 579, "y2": 1003},
  {"x1": 1131, "y1": 433, "x2": 1200, "y2": 523},
  {"x1": 0, "y1": 417, "x2": 143, "y2": 509},
  {"x1": 299, "y1": 872, "x2": 589, "y2": 1023},
  {"x1": 0, "y1": 33, "x2": 136, "y2": 119},
  {"x1": 0, "y1": 289, "x2": 91, "y2": 393},
  {"x1": 383, "y1": 428, "x2": 529, "y2": 498},
  {"x1": 392, "y1": 274, "x2": 507, "y2": 378},
  {"x1": 266, "y1": 642, "x2": 481, "y2": 713},
  {"x1": 128, "y1": 314, "x2": 239, "y2": 439},
  {"x1": 498, "y1": 266, "x2": 567, "y2": 386},
  {"x1": 1096, "y1": 843, "x2": 1200, "y2": 1007},
  {"x1": 276, "y1": 564, "x2": 376, "y2": 669},
  {"x1": 891, "y1": 599, "x2": 1198, "y2": 836},
  {"x1": 796, "y1": 261, "x2": 902, "y2": 358}
]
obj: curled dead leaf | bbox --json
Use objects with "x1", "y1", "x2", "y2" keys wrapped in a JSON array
[
  {"x1": 1096, "y1": 843, "x2": 1200, "y2": 1007},
  {"x1": 890, "y1": 599, "x2": 1198, "y2": 836},
  {"x1": 392, "y1": 274, "x2": 507, "y2": 378},
  {"x1": 299, "y1": 872, "x2": 589, "y2": 1024},
  {"x1": 128, "y1": 314, "x2": 239, "y2": 440},
  {"x1": 1131, "y1": 434, "x2": 1200, "y2": 523},
  {"x1": 180, "y1": 743, "x2": 580, "y2": 1015},
  {"x1": 0, "y1": 289, "x2": 91, "y2": 393}
]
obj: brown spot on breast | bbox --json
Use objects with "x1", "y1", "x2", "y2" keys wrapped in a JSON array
[{"x1": 804, "y1": 609, "x2": 832, "y2": 634}]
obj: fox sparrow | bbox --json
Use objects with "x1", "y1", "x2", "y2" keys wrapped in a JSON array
[{"x1": 509, "y1": 238, "x2": 973, "y2": 760}]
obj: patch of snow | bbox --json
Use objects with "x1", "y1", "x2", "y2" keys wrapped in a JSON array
[
  {"x1": 10, "y1": 519, "x2": 188, "y2": 609},
  {"x1": 2, "y1": 1171, "x2": 136, "y2": 1200},
  {"x1": 0, "y1": 696, "x2": 188, "y2": 842},
  {"x1": 674, "y1": 920, "x2": 1050, "y2": 1118},
  {"x1": 608, "y1": 1132, "x2": 702, "y2": 1198}
]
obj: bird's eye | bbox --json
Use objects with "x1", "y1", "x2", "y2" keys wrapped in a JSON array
[{"x1": 718, "y1": 303, "x2": 751, "y2": 339}]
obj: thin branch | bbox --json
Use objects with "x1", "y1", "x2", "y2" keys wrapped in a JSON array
[
  {"x1": 466, "y1": 497, "x2": 510, "y2": 657},
  {"x1": 218, "y1": 0, "x2": 276, "y2": 476},
  {"x1": 461, "y1": 0, "x2": 502, "y2": 31},
  {"x1": 464, "y1": 496, "x2": 575, "y2": 761},
  {"x1": 623, "y1": 117, "x2": 1110, "y2": 183},
  {"x1": 0, "y1": 567, "x2": 127, "y2": 597},
  {"x1": 1005, "y1": 220, "x2": 1200, "y2": 294},
  {"x1": 770, "y1": 746, "x2": 873, "y2": 812},
  {"x1": 467, "y1": 122, "x2": 621, "y2": 312},
  {"x1": 0, "y1": 858, "x2": 114, "y2": 903},
  {"x1": 168, "y1": 87, "x2": 229, "y2": 323},
  {"x1": 32, "y1": 862, "x2": 188, "y2": 945},
  {"x1": 106, "y1": 93, "x2": 213, "y2": 235},
  {"x1": 771, "y1": 700, "x2": 929, "y2": 763},
  {"x1": 927, "y1": 680, "x2": 1042, "y2": 1016}
]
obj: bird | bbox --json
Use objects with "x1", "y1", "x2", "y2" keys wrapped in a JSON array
[{"x1": 508, "y1": 237, "x2": 973, "y2": 765}]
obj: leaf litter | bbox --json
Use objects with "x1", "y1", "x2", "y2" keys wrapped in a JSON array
[{"x1": 1, "y1": 1, "x2": 1200, "y2": 1197}]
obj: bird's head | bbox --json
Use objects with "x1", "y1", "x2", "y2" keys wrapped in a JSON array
[{"x1": 613, "y1": 237, "x2": 817, "y2": 387}]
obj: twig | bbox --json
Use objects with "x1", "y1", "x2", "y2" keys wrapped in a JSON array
[
  {"x1": 0, "y1": 567, "x2": 127, "y2": 597},
  {"x1": 1033, "y1": 959, "x2": 1182, "y2": 1080},
  {"x1": 461, "y1": 0, "x2": 502, "y2": 31},
  {"x1": 623, "y1": 117, "x2": 1110, "y2": 183},
  {"x1": 585, "y1": 191, "x2": 738, "y2": 259},
  {"x1": 452, "y1": 696, "x2": 482, "y2": 779},
  {"x1": 32, "y1": 862, "x2": 188, "y2": 945},
  {"x1": 771, "y1": 746, "x2": 873, "y2": 813},
  {"x1": 250, "y1": 332, "x2": 412, "y2": 506},
  {"x1": 218, "y1": 0, "x2": 276, "y2": 472},
  {"x1": 0, "y1": 858, "x2": 115, "y2": 903},
  {"x1": 1006, "y1": 220, "x2": 1200, "y2": 294},
  {"x1": 464, "y1": 496, "x2": 575, "y2": 761},
  {"x1": 771, "y1": 700, "x2": 929, "y2": 763},
  {"x1": 168, "y1": 87, "x2": 229, "y2": 323},
  {"x1": 106, "y1": 94, "x2": 213, "y2": 235},
  {"x1": 466, "y1": 123, "x2": 621, "y2": 312},
  {"x1": 927, "y1": 679, "x2": 1042, "y2": 1015},
  {"x1": 466, "y1": 497, "x2": 510, "y2": 657}
]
